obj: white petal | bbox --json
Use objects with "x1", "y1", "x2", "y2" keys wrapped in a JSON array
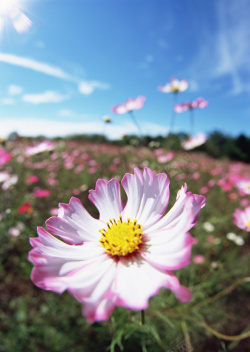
[
  {"x1": 46, "y1": 197, "x2": 102, "y2": 244},
  {"x1": 113, "y1": 254, "x2": 184, "y2": 310},
  {"x1": 89, "y1": 178, "x2": 124, "y2": 222},
  {"x1": 122, "y1": 168, "x2": 170, "y2": 228}
]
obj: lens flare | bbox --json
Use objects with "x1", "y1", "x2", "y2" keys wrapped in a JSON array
[{"x1": 0, "y1": 0, "x2": 32, "y2": 33}]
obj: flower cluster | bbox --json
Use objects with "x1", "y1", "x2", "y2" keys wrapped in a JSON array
[{"x1": 174, "y1": 98, "x2": 208, "y2": 113}]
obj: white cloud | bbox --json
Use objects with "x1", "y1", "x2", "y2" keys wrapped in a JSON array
[
  {"x1": 0, "y1": 97, "x2": 15, "y2": 105},
  {"x1": 0, "y1": 53, "x2": 110, "y2": 95},
  {"x1": 22, "y1": 91, "x2": 68, "y2": 104},
  {"x1": 8, "y1": 84, "x2": 23, "y2": 96},
  {"x1": 0, "y1": 118, "x2": 169, "y2": 140},
  {"x1": 0, "y1": 53, "x2": 72, "y2": 80},
  {"x1": 188, "y1": 0, "x2": 250, "y2": 95},
  {"x1": 78, "y1": 80, "x2": 110, "y2": 95},
  {"x1": 58, "y1": 109, "x2": 73, "y2": 117}
]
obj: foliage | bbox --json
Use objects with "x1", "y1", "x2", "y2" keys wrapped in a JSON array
[{"x1": 0, "y1": 138, "x2": 250, "y2": 351}]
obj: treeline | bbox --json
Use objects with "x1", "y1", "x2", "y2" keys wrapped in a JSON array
[
  {"x1": 12, "y1": 130, "x2": 250, "y2": 163},
  {"x1": 60, "y1": 131, "x2": 250, "y2": 163}
]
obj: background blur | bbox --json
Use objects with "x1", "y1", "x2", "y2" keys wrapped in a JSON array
[{"x1": 0, "y1": 0, "x2": 249, "y2": 139}]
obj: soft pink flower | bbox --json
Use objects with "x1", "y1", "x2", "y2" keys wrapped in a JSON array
[
  {"x1": 192, "y1": 255, "x2": 205, "y2": 264},
  {"x1": 234, "y1": 179, "x2": 250, "y2": 195},
  {"x1": 112, "y1": 96, "x2": 146, "y2": 114},
  {"x1": 158, "y1": 77, "x2": 188, "y2": 93},
  {"x1": 174, "y1": 98, "x2": 208, "y2": 113},
  {"x1": 29, "y1": 167, "x2": 205, "y2": 323},
  {"x1": 50, "y1": 208, "x2": 58, "y2": 216},
  {"x1": 25, "y1": 141, "x2": 54, "y2": 156},
  {"x1": 233, "y1": 206, "x2": 250, "y2": 231},
  {"x1": 181, "y1": 133, "x2": 207, "y2": 150},
  {"x1": 240, "y1": 199, "x2": 249, "y2": 207},
  {"x1": 33, "y1": 189, "x2": 51, "y2": 198},
  {"x1": 0, "y1": 149, "x2": 12, "y2": 165},
  {"x1": 199, "y1": 186, "x2": 209, "y2": 194},
  {"x1": 157, "y1": 152, "x2": 174, "y2": 164},
  {"x1": 27, "y1": 175, "x2": 39, "y2": 183}
]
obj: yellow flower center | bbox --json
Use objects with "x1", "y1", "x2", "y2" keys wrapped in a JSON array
[
  {"x1": 247, "y1": 221, "x2": 250, "y2": 228},
  {"x1": 99, "y1": 216, "x2": 144, "y2": 257}
]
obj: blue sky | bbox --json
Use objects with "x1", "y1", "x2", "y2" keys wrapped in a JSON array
[{"x1": 0, "y1": 0, "x2": 249, "y2": 139}]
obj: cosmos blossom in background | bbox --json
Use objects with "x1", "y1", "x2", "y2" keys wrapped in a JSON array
[
  {"x1": 0, "y1": 0, "x2": 32, "y2": 33},
  {"x1": 174, "y1": 98, "x2": 208, "y2": 136},
  {"x1": 234, "y1": 179, "x2": 250, "y2": 195},
  {"x1": 233, "y1": 206, "x2": 250, "y2": 232},
  {"x1": 25, "y1": 141, "x2": 54, "y2": 156},
  {"x1": 174, "y1": 98, "x2": 208, "y2": 113},
  {"x1": 0, "y1": 149, "x2": 12, "y2": 165},
  {"x1": 158, "y1": 77, "x2": 188, "y2": 94},
  {"x1": 112, "y1": 96, "x2": 146, "y2": 114},
  {"x1": 33, "y1": 189, "x2": 51, "y2": 198},
  {"x1": 158, "y1": 77, "x2": 188, "y2": 132},
  {"x1": 181, "y1": 133, "x2": 207, "y2": 150},
  {"x1": 112, "y1": 96, "x2": 146, "y2": 134},
  {"x1": 29, "y1": 167, "x2": 205, "y2": 323}
]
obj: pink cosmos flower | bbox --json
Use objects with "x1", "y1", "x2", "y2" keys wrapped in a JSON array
[
  {"x1": 33, "y1": 189, "x2": 51, "y2": 198},
  {"x1": 0, "y1": 149, "x2": 12, "y2": 165},
  {"x1": 192, "y1": 255, "x2": 205, "y2": 264},
  {"x1": 112, "y1": 96, "x2": 146, "y2": 114},
  {"x1": 174, "y1": 98, "x2": 208, "y2": 113},
  {"x1": 26, "y1": 175, "x2": 39, "y2": 184},
  {"x1": 233, "y1": 206, "x2": 250, "y2": 232},
  {"x1": 158, "y1": 77, "x2": 188, "y2": 93},
  {"x1": 25, "y1": 141, "x2": 54, "y2": 156},
  {"x1": 181, "y1": 133, "x2": 207, "y2": 150},
  {"x1": 29, "y1": 167, "x2": 205, "y2": 323},
  {"x1": 234, "y1": 179, "x2": 250, "y2": 195}
]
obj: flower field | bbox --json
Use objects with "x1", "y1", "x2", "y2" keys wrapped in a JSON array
[{"x1": 0, "y1": 137, "x2": 250, "y2": 352}]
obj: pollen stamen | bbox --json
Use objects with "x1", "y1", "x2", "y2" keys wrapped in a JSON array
[{"x1": 99, "y1": 216, "x2": 144, "y2": 257}]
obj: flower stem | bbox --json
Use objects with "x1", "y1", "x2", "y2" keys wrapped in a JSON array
[
  {"x1": 140, "y1": 310, "x2": 145, "y2": 325},
  {"x1": 190, "y1": 109, "x2": 195, "y2": 136},
  {"x1": 129, "y1": 111, "x2": 143, "y2": 136},
  {"x1": 170, "y1": 93, "x2": 178, "y2": 132}
]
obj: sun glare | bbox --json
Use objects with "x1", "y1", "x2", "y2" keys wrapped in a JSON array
[
  {"x1": 0, "y1": 0, "x2": 16, "y2": 15},
  {"x1": 0, "y1": 0, "x2": 32, "y2": 33}
]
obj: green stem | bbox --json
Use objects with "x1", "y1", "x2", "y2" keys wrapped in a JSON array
[
  {"x1": 141, "y1": 310, "x2": 145, "y2": 325},
  {"x1": 129, "y1": 111, "x2": 143, "y2": 136}
]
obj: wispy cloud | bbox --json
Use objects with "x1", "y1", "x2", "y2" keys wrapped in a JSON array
[
  {"x1": 188, "y1": 0, "x2": 250, "y2": 95},
  {"x1": 78, "y1": 80, "x2": 110, "y2": 95},
  {"x1": 22, "y1": 91, "x2": 68, "y2": 104},
  {"x1": 8, "y1": 84, "x2": 23, "y2": 96},
  {"x1": 0, "y1": 118, "x2": 169, "y2": 140},
  {"x1": 0, "y1": 97, "x2": 15, "y2": 105},
  {"x1": 0, "y1": 53, "x2": 72, "y2": 80},
  {"x1": 0, "y1": 53, "x2": 110, "y2": 95}
]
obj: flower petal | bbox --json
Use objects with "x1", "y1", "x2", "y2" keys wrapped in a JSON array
[
  {"x1": 113, "y1": 254, "x2": 191, "y2": 310},
  {"x1": 89, "y1": 178, "x2": 124, "y2": 222},
  {"x1": 147, "y1": 184, "x2": 205, "y2": 232},
  {"x1": 141, "y1": 232, "x2": 193, "y2": 270},
  {"x1": 29, "y1": 227, "x2": 105, "y2": 293},
  {"x1": 122, "y1": 167, "x2": 170, "y2": 228},
  {"x1": 46, "y1": 197, "x2": 102, "y2": 244},
  {"x1": 82, "y1": 296, "x2": 117, "y2": 323}
]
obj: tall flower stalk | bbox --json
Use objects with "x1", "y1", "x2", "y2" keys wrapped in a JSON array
[
  {"x1": 158, "y1": 77, "x2": 188, "y2": 132},
  {"x1": 174, "y1": 97, "x2": 208, "y2": 136},
  {"x1": 112, "y1": 96, "x2": 146, "y2": 136}
]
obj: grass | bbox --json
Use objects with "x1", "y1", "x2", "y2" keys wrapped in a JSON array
[{"x1": 0, "y1": 138, "x2": 250, "y2": 352}]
